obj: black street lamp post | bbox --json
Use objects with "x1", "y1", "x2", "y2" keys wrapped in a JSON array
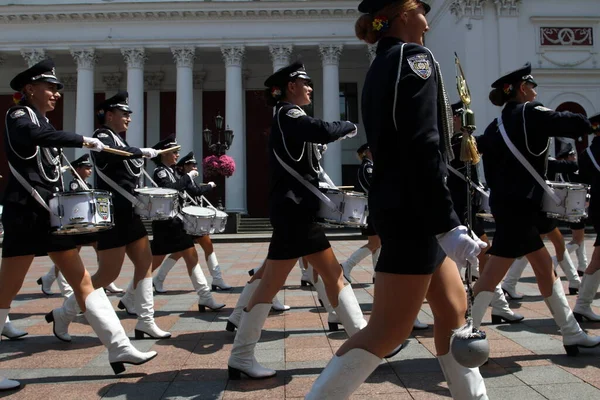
[{"x1": 203, "y1": 113, "x2": 234, "y2": 157}]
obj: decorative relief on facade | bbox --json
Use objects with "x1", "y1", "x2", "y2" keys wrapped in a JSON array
[
  {"x1": 102, "y1": 72, "x2": 122, "y2": 91},
  {"x1": 367, "y1": 44, "x2": 377, "y2": 64},
  {"x1": 494, "y1": 0, "x2": 520, "y2": 17},
  {"x1": 449, "y1": 0, "x2": 486, "y2": 21},
  {"x1": 144, "y1": 71, "x2": 165, "y2": 90},
  {"x1": 269, "y1": 44, "x2": 293, "y2": 66},
  {"x1": 319, "y1": 44, "x2": 343, "y2": 66},
  {"x1": 60, "y1": 73, "x2": 77, "y2": 91},
  {"x1": 171, "y1": 46, "x2": 196, "y2": 68},
  {"x1": 70, "y1": 48, "x2": 97, "y2": 69},
  {"x1": 193, "y1": 71, "x2": 206, "y2": 90},
  {"x1": 21, "y1": 48, "x2": 46, "y2": 67},
  {"x1": 541, "y1": 27, "x2": 593, "y2": 46},
  {"x1": 221, "y1": 46, "x2": 245, "y2": 67},
  {"x1": 121, "y1": 47, "x2": 146, "y2": 68}
]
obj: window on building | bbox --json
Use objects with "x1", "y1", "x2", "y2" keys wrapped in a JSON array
[{"x1": 339, "y1": 82, "x2": 359, "y2": 123}]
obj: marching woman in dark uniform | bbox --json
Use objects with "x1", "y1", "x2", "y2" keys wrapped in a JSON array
[
  {"x1": 37, "y1": 154, "x2": 124, "y2": 297},
  {"x1": 153, "y1": 151, "x2": 232, "y2": 292},
  {"x1": 448, "y1": 101, "x2": 524, "y2": 325},
  {"x1": 119, "y1": 139, "x2": 224, "y2": 312},
  {"x1": 307, "y1": 1, "x2": 488, "y2": 398},
  {"x1": 470, "y1": 63, "x2": 600, "y2": 355},
  {"x1": 573, "y1": 114, "x2": 600, "y2": 322},
  {"x1": 0, "y1": 60, "x2": 156, "y2": 387},
  {"x1": 47, "y1": 91, "x2": 171, "y2": 341},
  {"x1": 226, "y1": 61, "x2": 370, "y2": 380}
]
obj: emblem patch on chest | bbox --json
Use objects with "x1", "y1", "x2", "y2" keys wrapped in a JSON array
[
  {"x1": 286, "y1": 108, "x2": 306, "y2": 119},
  {"x1": 157, "y1": 170, "x2": 167, "y2": 179},
  {"x1": 10, "y1": 109, "x2": 26, "y2": 119},
  {"x1": 70, "y1": 182, "x2": 79, "y2": 191},
  {"x1": 407, "y1": 54, "x2": 431, "y2": 80}
]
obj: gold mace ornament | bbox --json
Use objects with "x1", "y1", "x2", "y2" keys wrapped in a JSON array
[{"x1": 454, "y1": 52, "x2": 480, "y2": 165}]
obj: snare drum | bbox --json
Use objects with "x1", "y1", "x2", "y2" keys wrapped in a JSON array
[
  {"x1": 316, "y1": 189, "x2": 368, "y2": 228},
  {"x1": 181, "y1": 206, "x2": 216, "y2": 235},
  {"x1": 542, "y1": 182, "x2": 588, "y2": 222},
  {"x1": 134, "y1": 188, "x2": 178, "y2": 220},
  {"x1": 49, "y1": 190, "x2": 114, "y2": 235},
  {"x1": 210, "y1": 210, "x2": 229, "y2": 234}
]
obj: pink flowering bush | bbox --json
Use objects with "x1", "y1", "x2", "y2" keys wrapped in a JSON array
[
  {"x1": 219, "y1": 155, "x2": 236, "y2": 177},
  {"x1": 202, "y1": 155, "x2": 236, "y2": 178}
]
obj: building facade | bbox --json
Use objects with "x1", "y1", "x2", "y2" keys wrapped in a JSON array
[{"x1": 1, "y1": 0, "x2": 599, "y2": 217}]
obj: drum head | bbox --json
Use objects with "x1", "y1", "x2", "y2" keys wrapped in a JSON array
[
  {"x1": 344, "y1": 191, "x2": 367, "y2": 198},
  {"x1": 135, "y1": 187, "x2": 178, "y2": 195},
  {"x1": 183, "y1": 206, "x2": 216, "y2": 217},
  {"x1": 214, "y1": 210, "x2": 228, "y2": 218}
]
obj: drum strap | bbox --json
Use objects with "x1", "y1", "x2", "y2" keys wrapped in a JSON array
[
  {"x1": 497, "y1": 115, "x2": 561, "y2": 205},
  {"x1": 273, "y1": 150, "x2": 337, "y2": 211},
  {"x1": 586, "y1": 147, "x2": 600, "y2": 173},
  {"x1": 7, "y1": 161, "x2": 53, "y2": 214},
  {"x1": 446, "y1": 165, "x2": 489, "y2": 198},
  {"x1": 95, "y1": 167, "x2": 143, "y2": 208}
]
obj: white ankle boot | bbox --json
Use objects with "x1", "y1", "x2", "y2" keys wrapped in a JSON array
[
  {"x1": 413, "y1": 318, "x2": 429, "y2": 330},
  {"x1": 305, "y1": 348, "x2": 381, "y2": 399},
  {"x1": 117, "y1": 281, "x2": 137, "y2": 315},
  {"x1": 0, "y1": 310, "x2": 20, "y2": 391},
  {"x1": 37, "y1": 265, "x2": 56, "y2": 295},
  {"x1": 573, "y1": 270, "x2": 600, "y2": 322},
  {"x1": 501, "y1": 257, "x2": 528, "y2": 300},
  {"x1": 490, "y1": 284, "x2": 524, "y2": 324},
  {"x1": 153, "y1": 257, "x2": 177, "y2": 293},
  {"x1": 438, "y1": 352, "x2": 488, "y2": 399},
  {"x1": 190, "y1": 265, "x2": 226, "y2": 312},
  {"x1": 45, "y1": 293, "x2": 80, "y2": 342},
  {"x1": 341, "y1": 247, "x2": 371, "y2": 283},
  {"x1": 227, "y1": 280, "x2": 261, "y2": 332},
  {"x1": 575, "y1": 242, "x2": 588, "y2": 276},
  {"x1": 313, "y1": 276, "x2": 341, "y2": 332},
  {"x1": 228, "y1": 303, "x2": 276, "y2": 379},
  {"x1": 56, "y1": 271, "x2": 74, "y2": 298},
  {"x1": 83, "y1": 289, "x2": 157, "y2": 374},
  {"x1": 2, "y1": 315, "x2": 28, "y2": 340},
  {"x1": 105, "y1": 282, "x2": 124, "y2": 294},
  {"x1": 471, "y1": 291, "x2": 495, "y2": 329},
  {"x1": 207, "y1": 252, "x2": 232, "y2": 291},
  {"x1": 134, "y1": 278, "x2": 171, "y2": 339},
  {"x1": 271, "y1": 295, "x2": 290, "y2": 311},
  {"x1": 544, "y1": 278, "x2": 600, "y2": 355},
  {"x1": 553, "y1": 250, "x2": 581, "y2": 295}
]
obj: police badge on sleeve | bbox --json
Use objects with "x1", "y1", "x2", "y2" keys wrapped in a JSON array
[{"x1": 407, "y1": 54, "x2": 432, "y2": 80}]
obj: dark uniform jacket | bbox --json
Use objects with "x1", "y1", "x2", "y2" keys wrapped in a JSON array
[
  {"x1": 154, "y1": 163, "x2": 212, "y2": 202},
  {"x1": 478, "y1": 101, "x2": 591, "y2": 214},
  {"x1": 547, "y1": 158, "x2": 579, "y2": 182},
  {"x1": 91, "y1": 126, "x2": 144, "y2": 208},
  {"x1": 362, "y1": 37, "x2": 459, "y2": 235},
  {"x1": 577, "y1": 136, "x2": 600, "y2": 219},
  {"x1": 355, "y1": 158, "x2": 373, "y2": 194},
  {"x1": 269, "y1": 101, "x2": 355, "y2": 220},
  {"x1": 3, "y1": 105, "x2": 83, "y2": 207},
  {"x1": 447, "y1": 133, "x2": 483, "y2": 217}
]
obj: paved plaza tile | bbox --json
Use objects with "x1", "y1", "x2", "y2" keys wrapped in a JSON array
[{"x1": 1, "y1": 237, "x2": 600, "y2": 399}]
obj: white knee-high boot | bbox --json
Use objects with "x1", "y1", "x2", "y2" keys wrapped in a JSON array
[
  {"x1": 117, "y1": 281, "x2": 136, "y2": 316},
  {"x1": 227, "y1": 303, "x2": 276, "y2": 379},
  {"x1": 341, "y1": 247, "x2": 371, "y2": 283},
  {"x1": 45, "y1": 293, "x2": 80, "y2": 342},
  {"x1": 226, "y1": 279, "x2": 261, "y2": 332},
  {"x1": 312, "y1": 276, "x2": 341, "y2": 331},
  {"x1": 190, "y1": 264, "x2": 225, "y2": 312},
  {"x1": 501, "y1": 257, "x2": 528, "y2": 300},
  {"x1": 471, "y1": 291, "x2": 495, "y2": 329},
  {"x1": 332, "y1": 285, "x2": 367, "y2": 336},
  {"x1": 37, "y1": 265, "x2": 56, "y2": 295},
  {"x1": 153, "y1": 257, "x2": 177, "y2": 293},
  {"x1": 305, "y1": 348, "x2": 381, "y2": 400},
  {"x1": 134, "y1": 278, "x2": 171, "y2": 339},
  {"x1": 573, "y1": 270, "x2": 600, "y2": 322},
  {"x1": 575, "y1": 242, "x2": 588, "y2": 275},
  {"x1": 56, "y1": 271, "x2": 74, "y2": 298},
  {"x1": 553, "y1": 250, "x2": 581, "y2": 295},
  {"x1": 490, "y1": 284, "x2": 524, "y2": 324},
  {"x1": 438, "y1": 352, "x2": 488, "y2": 400},
  {"x1": 1, "y1": 315, "x2": 28, "y2": 340},
  {"x1": 0, "y1": 310, "x2": 21, "y2": 391},
  {"x1": 544, "y1": 278, "x2": 600, "y2": 355},
  {"x1": 207, "y1": 252, "x2": 232, "y2": 290},
  {"x1": 83, "y1": 289, "x2": 158, "y2": 374},
  {"x1": 299, "y1": 258, "x2": 312, "y2": 287}
]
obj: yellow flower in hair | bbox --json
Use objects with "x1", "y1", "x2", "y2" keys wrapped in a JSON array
[{"x1": 372, "y1": 16, "x2": 389, "y2": 32}]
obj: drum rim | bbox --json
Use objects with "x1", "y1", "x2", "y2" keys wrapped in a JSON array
[
  {"x1": 51, "y1": 189, "x2": 113, "y2": 198},
  {"x1": 182, "y1": 206, "x2": 217, "y2": 217},
  {"x1": 134, "y1": 187, "x2": 178, "y2": 195}
]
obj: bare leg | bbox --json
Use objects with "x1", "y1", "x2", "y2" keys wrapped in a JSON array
[{"x1": 0, "y1": 256, "x2": 35, "y2": 308}]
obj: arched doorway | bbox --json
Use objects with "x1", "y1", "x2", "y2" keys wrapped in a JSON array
[{"x1": 555, "y1": 102, "x2": 588, "y2": 155}]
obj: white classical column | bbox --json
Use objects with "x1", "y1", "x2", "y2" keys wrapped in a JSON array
[
  {"x1": 221, "y1": 45, "x2": 246, "y2": 213},
  {"x1": 495, "y1": 0, "x2": 521, "y2": 75},
  {"x1": 193, "y1": 71, "x2": 206, "y2": 177},
  {"x1": 144, "y1": 71, "x2": 164, "y2": 174},
  {"x1": 61, "y1": 74, "x2": 77, "y2": 161},
  {"x1": 269, "y1": 44, "x2": 293, "y2": 72},
  {"x1": 102, "y1": 72, "x2": 122, "y2": 98},
  {"x1": 171, "y1": 46, "x2": 196, "y2": 154},
  {"x1": 20, "y1": 48, "x2": 46, "y2": 67},
  {"x1": 70, "y1": 48, "x2": 96, "y2": 158},
  {"x1": 319, "y1": 44, "x2": 343, "y2": 185},
  {"x1": 121, "y1": 48, "x2": 146, "y2": 147}
]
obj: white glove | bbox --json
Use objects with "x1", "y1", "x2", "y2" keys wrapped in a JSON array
[
  {"x1": 140, "y1": 148, "x2": 158, "y2": 158},
  {"x1": 436, "y1": 225, "x2": 487, "y2": 268},
  {"x1": 340, "y1": 123, "x2": 358, "y2": 140},
  {"x1": 187, "y1": 170, "x2": 199, "y2": 179},
  {"x1": 208, "y1": 181, "x2": 216, "y2": 188},
  {"x1": 82, "y1": 137, "x2": 106, "y2": 152}
]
